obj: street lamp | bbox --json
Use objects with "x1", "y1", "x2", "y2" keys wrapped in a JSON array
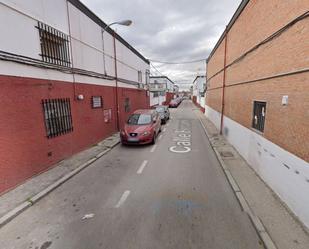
[
  {"x1": 102, "y1": 19, "x2": 133, "y2": 73},
  {"x1": 103, "y1": 19, "x2": 132, "y2": 32},
  {"x1": 101, "y1": 19, "x2": 133, "y2": 131}
]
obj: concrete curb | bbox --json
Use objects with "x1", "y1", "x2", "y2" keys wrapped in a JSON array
[
  {"x1": 196, "y1": 113, "x2": 277, "y2": 249},
  {"x1": 0, "y1": 141, "x2": 119, "y2": 228}
]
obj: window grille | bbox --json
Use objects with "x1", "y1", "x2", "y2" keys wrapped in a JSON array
[
  {"x1": 37, "y1": 22, "x2": 71, "y2": 67},
  {"x1": 252, "y1": 101, "x2": 266, "y2": 132},
  {"x1": 124, "y1": 98, "x2": 131, "y2": 112},
  {"x1": 42, "y1": 98, "x2": 73, "y2": 138}
]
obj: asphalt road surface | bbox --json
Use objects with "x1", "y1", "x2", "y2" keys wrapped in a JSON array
[{"x1": 0, "y1": 100, "x2": 263, "y2": 249}]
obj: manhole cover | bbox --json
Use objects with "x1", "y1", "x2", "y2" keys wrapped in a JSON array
[{"x1": 220, "y1": 151, "x2": 234, "y2": 158}]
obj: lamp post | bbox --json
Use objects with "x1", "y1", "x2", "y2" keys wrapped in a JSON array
[{"x1": 101, "y1": 20, "x2": 132, "y2": 131}]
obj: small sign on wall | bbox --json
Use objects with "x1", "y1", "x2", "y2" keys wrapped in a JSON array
[
  {"x1": 282, "y1": 95, "x2": 288, "y2": 106},
  {"x1": 92, "y1": 96, "x2": 103, "y2": 108},
  {"x1": 104, "y1": 109, "x2": 112, "y2": 123}
]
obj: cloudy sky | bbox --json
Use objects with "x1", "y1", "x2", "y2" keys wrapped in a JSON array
[{"x1": 81, "y1": 0, "x2": 241, "y2": 90}]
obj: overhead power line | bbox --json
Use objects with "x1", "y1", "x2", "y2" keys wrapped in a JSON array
[
  {"x1": 150, "y1": 58, "x2": 207, "y2": 64},
  {"x1": 150, "y1": 63, "x2": 164, "y2": 76}
]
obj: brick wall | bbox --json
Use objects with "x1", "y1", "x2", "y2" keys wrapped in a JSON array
[
  {"x1": 206, "y1": 0, "x2": 309, "y2": 161},
  {"x1": 0, "y1": 75, "x2": 149, "y2": 193},
  {"x1": 164, "y1": 92, "x2": 175, "y2": 105}
]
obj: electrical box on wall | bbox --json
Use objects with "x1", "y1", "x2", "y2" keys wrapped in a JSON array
[{"x1": 282, "y1": 95, "x2": 288, "y2": 106}]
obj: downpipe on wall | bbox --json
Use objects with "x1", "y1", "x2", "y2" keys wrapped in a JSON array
[{"x1": 220, "y1": 27, "x2": 228, "y2": 135}]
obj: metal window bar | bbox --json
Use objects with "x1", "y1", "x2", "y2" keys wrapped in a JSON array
[
  {"x1": 67, "y1": 98, "x2": 73, "y2": 132},
  {"x1": 37, "y1": 21, "x2": 71, "y2": 67},
  {"x1": 42, "y1": 98, "x2": 73, "y2": 138}
]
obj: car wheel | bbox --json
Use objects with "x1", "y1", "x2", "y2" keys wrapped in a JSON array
[{"x1": 151, "y1": 133, "x2": 156, "y2": 144}]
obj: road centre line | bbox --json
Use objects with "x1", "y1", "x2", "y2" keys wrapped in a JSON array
[
  {"x1": 150, "y1": 145, "x2": 157, "y2": 153},
  {"x1": 137, "y1": 160, "x2": 148, "y2": 174},
  {"x1": 158, "y1": 134, "x2": 163, "y2": 140},
  {"x1": 163, "y1": 128, "x2": 166, "y2": 132},
  {"x1": 114, "y1": 190, "x2": 130, "y2": 208}
]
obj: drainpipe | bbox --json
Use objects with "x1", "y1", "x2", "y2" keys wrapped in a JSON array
[
  {"x1": 220, "y1": 27, "x2": 228, "y2": 135},
  {"x1": 113, "y1": 32, "x2": 120, "y2": 131},
  {"x1": 66, "y1": 1, "x2": 77, "y2": 99}
]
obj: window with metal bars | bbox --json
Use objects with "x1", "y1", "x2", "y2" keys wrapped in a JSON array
[
  {"x1": 252, "y1": 101, "x2": 266, "y2": 132},
  {"x1": 37, "y1": 22, "x2": 71, "y2": 67},
  {"x1": 42, "y1": 98, "x2": 73, "y2": 138},
  {"x1": 124, "y1": 98, "x2": 131, "y2": 113}
]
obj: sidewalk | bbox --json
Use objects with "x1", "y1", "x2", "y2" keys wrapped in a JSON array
[
  {"x1": 0, "y1": 133, "x2": 120, "y2": 227},
  {"x1": 195, "y1": 109, "x2": 309, "y2": 249}
]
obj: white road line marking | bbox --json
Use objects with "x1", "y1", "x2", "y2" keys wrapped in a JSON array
[
  {"x1": 167, "y1": 123, "x2": 170, "y2": 127},
  {"x1": 158, "y1": 134, "x2": 163, "y2": 140},
  {"x1": 163, "y1": 128, "x2": 167, "y2": 132},
  {"x1": 114, "y1": 190, "x2": 130, "y2": 208},
  {"x1": 150, "y1": 144, "x2": 157, "y2": 153},
  {"x1": 137, "y1": 160, "x2": 148, "y2": 174}
]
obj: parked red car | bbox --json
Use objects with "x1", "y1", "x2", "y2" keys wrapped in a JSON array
[
  {"x1": 120, "y1": 109, "x2": 161, "y2": 145},
  {"x1": 169, "y1": 97, "x2": 182, "y2": 108}
]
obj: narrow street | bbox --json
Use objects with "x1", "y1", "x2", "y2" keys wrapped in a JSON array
[{"x1": 0, "y1": 101, "x2": 262, "y2": 249}]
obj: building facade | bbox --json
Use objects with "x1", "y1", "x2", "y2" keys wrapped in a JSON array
[
  {"x1": 149, "y1": 76, "x2": 176, "y2": 106},
  {"x1": 205, "y1": 0, "x2": 309, "y2": 227},
  {"x1": 0, "y1": 0, "x2": 150, "y2": 193},
  {"x1": 192, "y1": 75, "x2": 206, "y2": 112}
]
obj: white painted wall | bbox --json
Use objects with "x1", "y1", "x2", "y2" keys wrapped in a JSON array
[
  {"x1": 150, "y1": 92, "x2": 158, "y2": 106},
  {"x1": 159, "y1": 95, "x2": 166, "y2": 105},
  {"x1": 115, "y1": 40, "x2": 149, "y2": 83},
  {"x1": 150, "y1": 93, "x2": 166, "y2": 106},
  {"x1": 1, "y1": 0, "x2": 69, "y2": 33},
  {"x1": 205, "y1": 105, "x2": 309, "y2": 228},
  {"x1": 0, "y1": 3, "x2": 41, "y2": 59},
  {"x1": 198, "y1": 96, "x2": 205, "y2": 108},
  {"x1": 149, "y1": 77, "x2": 175, "y2": 92},
  {"x1": 0, "y1": 0, "x2": 149, "y2": 88}
]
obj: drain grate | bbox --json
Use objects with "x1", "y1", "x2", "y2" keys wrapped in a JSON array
[{"x1": 220, "y1": 151, "x2": 234, "y2": 158}]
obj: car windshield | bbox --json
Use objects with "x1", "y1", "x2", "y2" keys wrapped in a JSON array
[
  {"x1": 127, "y1": 114, "x2": 152, "y2": 125},
  {"x1": 156, "y1": 107, "x2": 165, "y2": 113}
]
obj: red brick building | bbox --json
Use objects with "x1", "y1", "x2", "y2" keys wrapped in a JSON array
[
  {"x1": 205, "y1": 0, "x2": 309, "y2": 227},
  {"x1": 0, "y1": 0, "x2": 150, "y2": 193}
]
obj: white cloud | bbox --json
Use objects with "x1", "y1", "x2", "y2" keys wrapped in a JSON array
[{"x1": 81, "y1": 0, "x2": 241, "y2": 90}]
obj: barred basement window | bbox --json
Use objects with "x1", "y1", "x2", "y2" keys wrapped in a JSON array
[
  {"x1": 124, "y1": 98, "x2": 131, "y2": 113},
  {"x1": 42, "y1": 98, "x2": 73, "y2": 138},
  {"x1": 37, "y1": 22, "x2": 71, "y2": 67},
  {"x1": 252, "y1": 101, "x2": 266, "y2": 132},
  {"x1": 92, "y1": 96, "x2": 103, "y2": 108}
]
